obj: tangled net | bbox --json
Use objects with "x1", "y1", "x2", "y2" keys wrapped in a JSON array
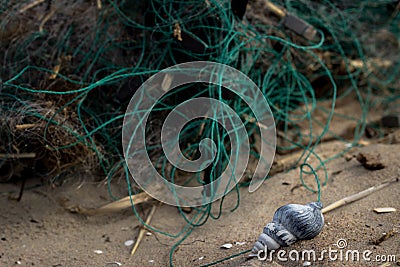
[{"x1": 1, "y1": 0, "x2": 399, "y2": 264}]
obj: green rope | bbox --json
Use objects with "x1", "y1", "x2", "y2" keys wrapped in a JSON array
[
  {"x1": 1, "y1": 0, "x2": 398, "y2": 264},
  {"x1": 300, "y1": 163, "x2": 322, "y2": 202},
  {"x1": 199, "y1": 249, "x2": 252, "y2": 267}
]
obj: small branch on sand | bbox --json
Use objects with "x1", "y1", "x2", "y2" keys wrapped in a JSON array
[
  {"x1": 322, "y1": 178, "x2": 399, "y2": 214},
  {"x1": 131, "y1": 205, "x2": 158, "y2": 255}
]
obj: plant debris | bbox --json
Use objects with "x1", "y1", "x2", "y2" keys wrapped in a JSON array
[
  {"x1": 373, "y1": 207, "x2": 396, "y2": 213},
  {"x1": 356, "y1": 152, "x2": 385, "y2": 170},
  {"x1": 370, "y1": 228, "x2": 398, "y2": 245}
]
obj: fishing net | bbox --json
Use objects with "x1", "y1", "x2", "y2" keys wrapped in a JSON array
[{"x1": 1, "y1": 0, "x2": 399, "y2": 265}]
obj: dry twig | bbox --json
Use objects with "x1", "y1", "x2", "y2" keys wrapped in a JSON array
[
  {"x1": 63, "y1": 191, "x2": 153, "y2": 215},
  {"x1": 0, "y1": 153, "x2": 36, "y2": 159},
  {"x1": 131, "y1": 205, "x2": 158, "y2": 255},
  {"x1": 322, "y1": 178, "x2": 399, "y2": 214},
  {"x1": 19, "y1": 0, "x2": 45, "y2": 13},
  {"x1": 15, "y1": 124, "x2": 38, "y2": 130},
  {"x1": 371, "y1": 228, "x2": 398, "y2": 245},
  {"x1": 39, "y1": 8, "x2": 56, "y2": 33}
]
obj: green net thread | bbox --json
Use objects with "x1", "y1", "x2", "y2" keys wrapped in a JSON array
[{"x1": 1, "y1": 0, "x2": 399, "y2": 266}]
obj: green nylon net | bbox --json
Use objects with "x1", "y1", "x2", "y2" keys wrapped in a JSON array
[{"x1": 1, "y1": 0, "x2": 399, "y2": 265}]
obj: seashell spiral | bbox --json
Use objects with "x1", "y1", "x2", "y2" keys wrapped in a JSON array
[{"x1": 250, "y1": 202, "x2": 324, "y2": 257}]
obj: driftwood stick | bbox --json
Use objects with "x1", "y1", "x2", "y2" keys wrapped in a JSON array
[
  {"x1": 89, "y1": 192, "x2": 152, "y2": 215},
  {"x1": 19, "y1": 0, "x2": 45, "y2": 13},
  {"x1": 15, "y1": 124, "x2": 38, "y2": 130},
  {"x1": 39, "y1": 8, "x2": 56, "y2": 33},
  {"x1": 64, "y1": 191, "x2": 153, "y2": 215},
  {"x1": 131, "y1": 205, "x2": 158, "y2": 255},
  {"x1": 322, "y1": 178, "x2": 399, "y2": 214},
  {"x1": 97, "y1": 0, "x2": 102, "y2": 9},
  {"x1": 0, "y1": 153, "x2": 36, "y2": 159},
  {"x1": 263, "y1": 0, "x2": 285, "y2": 18}
]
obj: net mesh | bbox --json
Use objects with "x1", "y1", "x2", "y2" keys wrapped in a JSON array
[{"x1": 1, "y1": 0, "x2": 399, "y2": 265}]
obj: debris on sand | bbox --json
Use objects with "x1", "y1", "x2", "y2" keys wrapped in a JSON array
[
  {"x1": 356, "y1": 152, "x2": 385, "y2": 170},
  {"x1": 373, "y1": 207, "x2": 396, "y2": 214},
  {"x1": 220, "y1": 243, "x2": 233, "y2": 249}
]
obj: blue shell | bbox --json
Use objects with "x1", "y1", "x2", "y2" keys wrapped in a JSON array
[
  {"x1": 251, "y1": 202, "x2": 324, "y2": 255},
  {"x1": 273, "y1": 202, "x2": 324, "y2": 241}
]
